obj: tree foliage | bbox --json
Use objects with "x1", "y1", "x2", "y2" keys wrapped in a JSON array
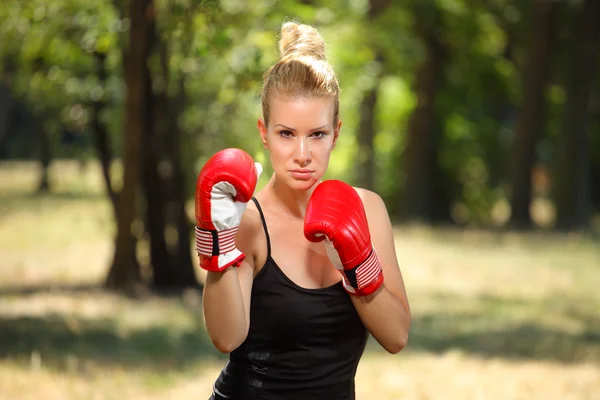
[{"x1": 1, "y1": 0, "x2": 598, "y2": 289}]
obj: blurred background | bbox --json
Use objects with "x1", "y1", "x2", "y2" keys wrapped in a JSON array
[{"x1": 1, "y1": 0, "x2": 600, "y2": 399}]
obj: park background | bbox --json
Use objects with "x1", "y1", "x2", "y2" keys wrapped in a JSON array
[{"x1": 1, "y1": 0, "x2": 600, "y2": 398}]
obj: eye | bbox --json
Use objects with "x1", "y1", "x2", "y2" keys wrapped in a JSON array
[
  {"x1": 279, "y1": 130, "x2": 294, "y2": 138},
  {"x1": 311, "y1": 131, "x2": 327, "y2": 138}
]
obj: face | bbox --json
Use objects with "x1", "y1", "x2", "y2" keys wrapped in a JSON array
[{"x1": 258, "y1": 94, "x2": 341, "y2": 191}]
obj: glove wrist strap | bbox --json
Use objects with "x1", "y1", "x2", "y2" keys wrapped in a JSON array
[
  {"x1": 341, "y1": 248, "x2": 383, "y2": 296},
  {"x1": 195, "y1": 226, "x2": 238, "y2": 257}
]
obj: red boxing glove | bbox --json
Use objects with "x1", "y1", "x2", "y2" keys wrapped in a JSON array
[
  {"x1": 195, "y1": 148, "x2": 262, "y2": 271},
  {"x1": 304, "y1": 180, "x2": 384, "y2": 296}
]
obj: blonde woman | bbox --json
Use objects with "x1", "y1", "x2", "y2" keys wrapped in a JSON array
[{"x1": 195, "y1": 21, "x2": 411, "y2": 400}]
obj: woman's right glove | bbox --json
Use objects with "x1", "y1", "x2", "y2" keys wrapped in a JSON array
[{"x1": 195, "y1": 148, "x2": 262, "y2": 272}]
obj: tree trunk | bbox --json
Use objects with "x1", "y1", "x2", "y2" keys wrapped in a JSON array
[
  {"x1": 140, "y1": 22, "x2": 198, "y2": 290},
  {"x1": 37, "y1": 122, "x2": 51, "y2": 192},
  {"x1": 353, "y1": 1, "x2": 392, "y2": 190},
  {"x1": 368, "y1": 0, "x2": 391, "y2": 17},
  {"x1": 400, "y1": 17, "x2": 447, "y2": 221},
  {"x1": 355, "y1": 78, "x2": 378, "y2": 190},
  {"x1": 148, "y1": 35, "x2": 197, "y2": 289},
  {"x1": 0, "y1": 57, "x2": 18, "y2": 154},
  {"x1": 592, "y1": 149, "x2": 600, "y2": 213},
  {"x1": 170, "y1": 11, "x2": 201, "y2": 288},
  {"x1": 106, "y1": 0, "x2": 155, "y2": 290},
  {"x1": 430, "y1": 115, "x2": 455, "y2": 223},
  {"x1": 554, "y1": 0, "x2": 600, "y2": 230},
  {"x1": 90, "y1": 51, "x2": 118, "y2": 219},
  {"x1": 167, "y1": 74, "x2": 198, "y2": 288},
  {"x1": 592, "y1": 110, "x2": 600, "y2": 213},
  {"x1": 0, "y1": 84, "x2": 13, "y2": 152},
  {"x1": 508, "y1": 0, "x2": 556, "y2": 228},
  {"x1": 141, "y1": 22, "x2": 171, "y2": 289}
]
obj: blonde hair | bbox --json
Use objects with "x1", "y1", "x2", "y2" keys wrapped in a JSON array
[{"x1": 261, "y1": 22, "x2": 340, "y2": 127}]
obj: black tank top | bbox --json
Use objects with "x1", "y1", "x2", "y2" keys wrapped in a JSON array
[{"x1": 210, "y1": 197, "x2": 368, "y2": 400}]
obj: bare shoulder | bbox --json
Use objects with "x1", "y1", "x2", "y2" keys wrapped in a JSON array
[
  {"x1": 353, "y1": 187, "x2": 389, "y2": 220},
  {"x1": 353, "y1": 187, "x2": 397, "y2": 256},
  {"x1": 352, "y1": 187, "x2": 395, "y2": 248}
]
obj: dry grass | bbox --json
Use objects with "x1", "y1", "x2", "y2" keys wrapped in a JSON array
[{"x1": 1, "y1": 160, "x2": 600, "y2": 399}]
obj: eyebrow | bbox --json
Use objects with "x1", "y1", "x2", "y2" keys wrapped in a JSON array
[{"x1": 274, "y1": 124, "x2": 330, "y2": 131}]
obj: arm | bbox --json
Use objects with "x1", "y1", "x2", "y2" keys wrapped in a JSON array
[
  {"x1": 194, "y1": 148, "x2": 261, "y2": 353},
  {"x1": 350, "y1": 189, "x2": 411, "y2": 354},
  {"x1": 304, "y1": 180, "x2": 411, "y2": 355},
  {"x1": 202, "y1": 208, "x2": 259, "y2": 353}
]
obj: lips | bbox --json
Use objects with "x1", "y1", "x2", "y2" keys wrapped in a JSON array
[{"x1": 290, "y1": 169, "x2": 313, "y2": 180}]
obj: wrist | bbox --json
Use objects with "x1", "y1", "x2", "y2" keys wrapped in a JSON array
[{"x1": 205, "y1": 264, "x2": 240, "y2": 281}]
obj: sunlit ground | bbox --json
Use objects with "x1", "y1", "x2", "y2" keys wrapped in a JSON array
[{"x1": 1, "y1": 160, "x2": 600, "y2": 399}]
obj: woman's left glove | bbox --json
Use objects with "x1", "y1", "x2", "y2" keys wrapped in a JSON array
[{"x1": 304, "y1": 180, "x2": 384, "y2": 296}]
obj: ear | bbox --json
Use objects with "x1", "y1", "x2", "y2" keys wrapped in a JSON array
[
  {"x1": 257, "y1": 119, "x2": 268, "y2": 148},
  {"x1": 332, "y1": 120, "x2": 342, "y2": 149}
]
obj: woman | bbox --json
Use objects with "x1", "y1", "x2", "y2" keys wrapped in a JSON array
[{"x1": 195, "y1": 21, "x2": 411, "y2": 400}]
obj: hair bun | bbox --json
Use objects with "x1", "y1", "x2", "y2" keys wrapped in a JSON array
[{"x1": 279, "y1": 22, "x2": 327, "y2": 61}]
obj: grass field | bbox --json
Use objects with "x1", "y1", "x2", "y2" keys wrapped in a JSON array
[{"x1": 1, "y1": 160, "x2": 600, "y2": 399}]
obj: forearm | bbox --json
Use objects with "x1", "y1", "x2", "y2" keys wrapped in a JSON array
[
  {"x1": 202, "y1": 268, "x2": 248, "y2": 353},
  {"x1": 351, "y1": 284, "x2": 411, "y2": 354}
]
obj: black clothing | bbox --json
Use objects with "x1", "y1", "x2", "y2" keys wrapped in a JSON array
[{"x1": 209, "y1": 197, "x2": 368, "y2": 399}]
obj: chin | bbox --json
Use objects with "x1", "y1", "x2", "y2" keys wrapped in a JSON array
[
  {"x1": 289, "y1": 179, "x2": 318, "y2": 191},
  {"x1": 286, "y1": 176, "x2": 321, "y2": 191}
]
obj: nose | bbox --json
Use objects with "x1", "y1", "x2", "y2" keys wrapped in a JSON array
[{"x1": 293, "y1": 137, "x2": 311, "y2": 166}]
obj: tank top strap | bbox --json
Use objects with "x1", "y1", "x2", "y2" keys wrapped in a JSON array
[{"x1": 251, "y1": 197, "x2": 271, "y2": 258}]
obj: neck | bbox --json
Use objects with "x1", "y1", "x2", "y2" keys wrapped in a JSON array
[{"x1": 267, "y1": 174, "x2": 319, "y2": 218}]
